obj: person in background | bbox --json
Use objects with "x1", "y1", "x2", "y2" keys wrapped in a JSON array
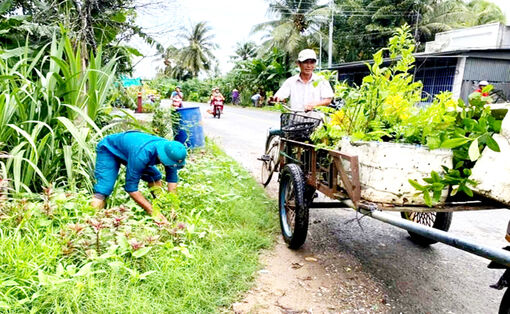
[
  {"x1": 232, "y1": 89, "x2": 240, "y2": 105},
  {"x1": 274, "y1": 49, "x2": 333, "y2": 112},
  {"x1": 251, "y1": 92, "x2": 261, "y2": 107},
  {"x1": 171, "y1": 86, "x2": 184, "y2": 108},
  {"x1": 209, "y1": 87, "x2": 225, "y2": 114},
  {"x1": 90, "y1": 131, "x2": 187, "y2": 222},
  {"x1": 474, "y1": 80, "x2": 490, "y2": 97}
]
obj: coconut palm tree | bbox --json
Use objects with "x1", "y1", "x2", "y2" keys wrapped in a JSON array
[
  {"x1": 464, "y1": 0, "x2": 506, "y2": 26},
  {"x1": 160, "y1": 45, "x2": 191, "y2": 80},
  {"x1": 417, "y1": 0, "x2": 506, "y2": 42},
  {"x1": 417, "y1": 0, "x2": 467, "y2": 42},
  {"x1": 178, "y1": 21, "x2": 218, "y2": 78},
  {"x1": 253, "y1": 0, "x2": 330, "y2": 59},
  {"x1": 231, "y1": 41, "x2": 257, "y2": 61}
]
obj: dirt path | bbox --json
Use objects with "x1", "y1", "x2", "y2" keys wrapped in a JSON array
[{"x1": 185, "y1": 102, "x2": 390, "y2": 313}]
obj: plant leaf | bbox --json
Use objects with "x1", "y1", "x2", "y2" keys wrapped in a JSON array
[
  {"x1": 132, "y1": 247, "x2": 151, "y2": 258},
  {"x1": 408, "y1": 179, "x2": 425, "y2": 191},
  {"x1": 468, "y1": 138, "x2": 480, "y2": 161},
  {"x1": 440, "y1": 138, "x2": 469, "y2": 149},
  {"x1": 486, "y1": 136, "x2": 500, "y2": 152},
  {"x1": 73, "y1": 262, "x2": 93, "y2": 277}
]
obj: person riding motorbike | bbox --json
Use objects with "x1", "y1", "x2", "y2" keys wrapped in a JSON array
[
  {"x1": 209, "y1": 87, "x2": 225, "y2": 115},
  {"x1": 171, "y1": 86, "x2": 183, "y2": 108}
]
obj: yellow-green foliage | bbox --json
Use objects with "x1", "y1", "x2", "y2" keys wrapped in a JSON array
[{"x1": 311, "y1": 25, "x2": 503, "y2": 205}]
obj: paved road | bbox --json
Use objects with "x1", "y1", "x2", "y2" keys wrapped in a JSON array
[{"x1": 188, "y1": 101, "x2": 509, "y2": 313}]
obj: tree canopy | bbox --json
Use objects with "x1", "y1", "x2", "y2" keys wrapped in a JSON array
[
  {"x1": 332, "y1": 0, "x2": 506, "y2": 63},
  {"x1": 0, "y1": 0, "x2": 170, "y2": 73}
]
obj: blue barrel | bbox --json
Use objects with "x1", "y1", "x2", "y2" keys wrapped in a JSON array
[{"x1": 175, "y1": 107, "x2": 205, "y2": 148}]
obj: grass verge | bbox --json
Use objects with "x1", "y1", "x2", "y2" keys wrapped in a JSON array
[{"x1": 0, "y1": 141, "x2": 278, "y2": 313}]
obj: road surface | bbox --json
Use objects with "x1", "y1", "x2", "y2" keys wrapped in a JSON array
[{"x1": 189, "y1": 101, "x2": 509, "y2": 313}]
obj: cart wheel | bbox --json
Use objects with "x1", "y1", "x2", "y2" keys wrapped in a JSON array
[
  {"x1": 279, "y1": 164, "x2": 309, "y2": 249},
  {"x1": 260, "y1": 135, "x2": 280, "y2": 187},
  {"x1": 304, "y1": 185, "x2": 316, "y2": 207},
  {"x1": 400, "y1": 211, "x2": 452, "y2": 245},
  {"x1": 499, "y1": 287, "x2": 510, "y2": 314}
]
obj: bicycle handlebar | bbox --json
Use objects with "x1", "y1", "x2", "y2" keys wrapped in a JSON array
[{"x1": 275, "y1": 100, "x2": 342, "y2": 113}]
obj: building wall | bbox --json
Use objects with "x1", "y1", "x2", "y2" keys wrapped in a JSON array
[
  {"x1": 452, "y1": 57, "x2": 466, "y2": 99},
  {"x1": 463, "y1": 58, "x2": 510, "y2": 82},
  {"x1": 425, "y1": 23, "x2": 509, "y2": 53}
]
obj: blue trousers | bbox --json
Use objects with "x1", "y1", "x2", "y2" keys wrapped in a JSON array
[{"x1": 93, "y1": 145, "x2": 162, "y2": 197}]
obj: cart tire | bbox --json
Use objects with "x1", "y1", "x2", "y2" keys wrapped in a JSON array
[
  {"x1": 499, "y1": 287, "x2": 510, "y2": 314},
  {"x1": 279, "y1": 164, "x2": 309, "y2": 249},
  {"x1": 400, "y1": 211, "x2": 452, "y2": 245},
  {"x1": 260, "y1": 135, "x2": 280, "y2": 187},
  {"x1": 304, "y1": 185, "x2": 316, "y2": 207}
]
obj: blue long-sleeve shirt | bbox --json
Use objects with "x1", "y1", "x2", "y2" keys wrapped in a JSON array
[{"x1": 98, "y1": 132, "x2": 182, "y2": 193}]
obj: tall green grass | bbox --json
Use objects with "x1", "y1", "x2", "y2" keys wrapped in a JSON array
[
  {"x1": 0, "y1": 142, "x2": 278, "y2": 312},
  {"x1": 0, "y1": 31, "x2": 117, "y2": 193}
]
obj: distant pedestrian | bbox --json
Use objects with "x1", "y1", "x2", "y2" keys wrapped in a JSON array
[
  {"x1": 251, "y1": 92, "x2": 261, "y2": 107},
  {"x1": 232, "y1": 89, "x2": 240, "y2": 105}
]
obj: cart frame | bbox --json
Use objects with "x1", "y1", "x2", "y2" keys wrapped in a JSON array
[
  {"x1": 280, "y1": 138, "x2": 502, "y2": 213},
  {"x1": 277, "y1": 138, "x2": 510, "y2": 266}
]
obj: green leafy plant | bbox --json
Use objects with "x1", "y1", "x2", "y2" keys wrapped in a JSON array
[
  {"x1": 0, "y1": 31, "x2": 118, "y2": 193},
  {"x1": 408, "y1": 85, "x2": 501, "y2": 206},
  {"x1": 151, "y1": 107, "x2": 180, "y2": 139},
  {"x1": 311, "y1": 25, "x2": 424, "y2": 146},
  {"x1": 311, "y1": 25, "x2": 504, "y2": 205}
]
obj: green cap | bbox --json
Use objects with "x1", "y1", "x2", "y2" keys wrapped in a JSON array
[{"x1": 157, "y1": 141, "x2": 187, "y2": 167}]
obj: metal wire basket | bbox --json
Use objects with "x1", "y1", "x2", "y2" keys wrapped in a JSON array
[{"x1": 280, "y1": 113, "x2": 321, "y2": 141}]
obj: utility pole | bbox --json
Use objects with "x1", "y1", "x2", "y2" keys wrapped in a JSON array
[
  {"x1": 319, "y1": 33, "x2": 322, "y2": 71},
  {"x1": 414, "y1": 8, "x2": 420, "y2": 45},
  {"x1": 328, "y1": 0, "x2": 333, "y2": 68}
]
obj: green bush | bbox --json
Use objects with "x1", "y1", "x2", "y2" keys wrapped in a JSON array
[
  {"x1": 147, "y1": 77, "x2": 179, "y2": 98},
  {"x1": 0, "y1": 32, "x2": 117, "y2": 193},
  {"x1": 240, "y1": 90, "x2": 253, "y2": 107},
  {"x1": 151, "y1": 107, "x2": 180, "y2": 139},
  {"x1": 110, "y1": 83, "x2": 136, "y2": 110}
]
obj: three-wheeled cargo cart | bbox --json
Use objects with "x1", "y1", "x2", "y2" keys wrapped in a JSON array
[{"x1": 259, "y1": 113, "x2": 510, "y2": 313}]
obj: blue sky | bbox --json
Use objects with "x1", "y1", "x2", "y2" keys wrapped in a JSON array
[{"x1": 131, "y1": 0, "x2": 510, "y2": 79}]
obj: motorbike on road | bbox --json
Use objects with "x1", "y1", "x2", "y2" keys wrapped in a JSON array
[{"x1": 209, "y1": 98, "x2": 224, "y2": 119}]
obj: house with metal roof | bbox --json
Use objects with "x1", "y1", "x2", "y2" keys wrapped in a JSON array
[{"x1": 333, "y1": 23, "x2": 510, "y2": 104}]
